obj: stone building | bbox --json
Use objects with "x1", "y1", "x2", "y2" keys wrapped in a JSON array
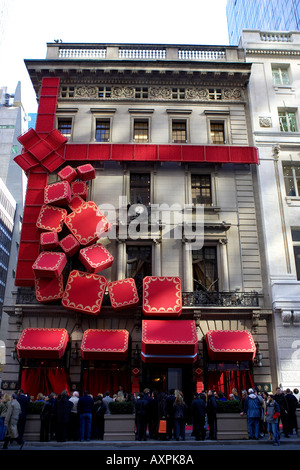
[{"x1": 1, "y1": 42, "x2": 275, "y2": 401}]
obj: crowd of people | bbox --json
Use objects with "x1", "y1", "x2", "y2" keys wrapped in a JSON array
[{"x1": 0, "y1": 385, "x2": 299, "y2": 447}]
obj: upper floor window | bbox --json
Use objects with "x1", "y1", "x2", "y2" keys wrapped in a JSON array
[
  {"x1": 210, "y1": 121, "x2": 225, "y2": 144},
  {"x1": 272, "y1": 66, "x2": 290, "y2": 86},
  {"x1": 57, "y1": 118, "x2": 72, "y2": 139},
  {"x1": 133, "y1": 119, "x2": 149, "y2": 143},
  {"x1": 191, "y1": 175, "x2": 212, "y2": 206},
  {"x1": 278, "y1": 110, "x2": 297, "y2": 132},
  {"x1": 95, "y1": 119, "x2": 110, "y2": 142},
  {"x1": 130, "y1": 172, "x2": 151, "y2": 206},
  {"x1": 172, "y1": 120, "x2": 187, "y2": 143},
  {"x1": 209, "y1": 89, "x2": 222, "y2": 100},
  {"x1": 135, "y1": 87, "x2": 148, "y2": 99},
  {"x1": 172, "y1": 88, "x2": 185, "y2": 100},
  {"x1": 291, "y1": 228, "x2": 300, "y2": 280},
  {"x1": 283, "y1": 163, "x2": 300, "y2": 197}
]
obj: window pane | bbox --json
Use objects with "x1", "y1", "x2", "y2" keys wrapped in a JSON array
[
  {"x1": 192, "y1": 246, "x2": 218, "y2": 291},
  {"x1": 95, "y1": 120, "x2": 110, "y2": 142},
  {"x1": 191, "y1": 175, "x2": 212, "y2": 206},
  {"x1": 58, "y1": 119, "x2": 72, "y2": 138},
  {"x1": 172, "y1": 121, "x2": 186, "y2": 143},
  {"x1": 210, "y1": 122, "x2": 225, "y2": 144},
  {"x1": 283, "y1": 165, "x2": 296, "y2": 196},
  {"x1": 130, "y1": 173, "x2": 151, "y2": 206},
  {"x1": 134, "y1": 120, "x2": 148, "y2": 143},
  {"x1": 126, "y1": 245, "x2": 152, "y2": 288},
  {"x1": 288, "y1": 113, "x2": 297, "y2": 132},
  {"x1": 293, "y1": 245, "x2": 300, "y2": 280},
  {"x1": 292, "y1": 229, "x2": 300, "y2": 242}
]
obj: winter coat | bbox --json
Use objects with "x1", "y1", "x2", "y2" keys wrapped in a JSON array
[
  {"x1": 265, "y1": 400, "x2": 280, "y2": 424},
  {"x1": 5, "y1": 399, "x2": 21, "y2": 439},
  {"x1": 243, "y1": 394, "x2": 262, "y2": 418},
  {"x1": 77, "y1": 394, "x2": 93, "y2": 415},
  {"x1": 173, "y1": 401, "x2": 188, "y2": 420},
  {"x1": 0, "y1": 400, "x2": 9, "y2": 418},
  {"x1": 191, "y1": 397, "x2": 206, "y2": 417},
  {"x1": 55, "y1": 395, "x2": 73, "y2": 423}
]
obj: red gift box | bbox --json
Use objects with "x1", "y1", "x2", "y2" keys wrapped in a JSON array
[
  {"x1": 36, "y1": 204, "x2": 67, "y2": 232},
  {"x1": 62, "y1": 269, "x2": 107, "y2": 315},
  {"x1": 40, "y1": 231, "x2": 59, "y2": 250},
  {"x1": 59, "y1": 234, "x2": 80, "y2": 257},
  {"x1": 143, "y1": 276, "x2": 182, "y2": 317},
  {"x1": 71, "y1": 181, "x2": 88, "y2": 199},
  {"x1": 79, "y1": 243, "x2": 114, "y2": 273},
  {"x1": 68, "y1": 195, "x2": 85, "y2": 211},
  {"x1": 81, "y1": 329, "x2": 129, "y2": 361},
  {"x1": 44, "y1": 181, "x2": 71, "y2": 206},
  {"x1": 108, "y1": 278, "x2": 139, "y2": 310},
  {"x1": 32, "y1": 251, "x2": 67, "y2": 278},
  {"x1": 65, "y1": 201, "x2": 111, "y2": 246},
  {"x1": 76, "y1": 163, "x2": 96, "y2": 181},
  {"x1": 58, "y1": 165, "x2": 77, "y2": 182},
  {"x1": 35, "y1": 274, "x2": 64, "y2": 303}
]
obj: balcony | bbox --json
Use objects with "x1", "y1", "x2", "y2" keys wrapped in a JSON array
[{"x1": 182, "y1": 290, "x2": 259, "y2": 308}]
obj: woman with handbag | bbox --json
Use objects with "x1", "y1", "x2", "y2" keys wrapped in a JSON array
[{"x1": 265, "y1": 394, "x2": 281, "y2": 446}]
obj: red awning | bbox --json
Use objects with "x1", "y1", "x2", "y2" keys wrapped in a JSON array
[
  {"x1": 17, "y1": 328, "x2": 68, "y2": 359},
  {"x1": 141, "y1": 320, "x2": 198, "y2": 363},
  {"x1": 206, "y1": 330, "x2": 256, "y2": 361},
  {"x1": 80, "y1": 329, "x2": 129, "y2": 361}
]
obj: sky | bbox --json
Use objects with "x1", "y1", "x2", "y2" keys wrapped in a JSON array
[{"x1": 0, "y1": 0, "x2": 229, "y2": 113}]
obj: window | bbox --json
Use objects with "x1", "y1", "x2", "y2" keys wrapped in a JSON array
[
  {"x1": 172, "y1": 120, "x2": 187, "y2": 143},
  {"x1": 95, "y1": 119, "x2": 110, "y2": 142},
  {"x1": 291, "y1": 229, "x2": 300, "y2": 280},
  {"x1": 57, "y1": 118, "x2": 72, "y2": 139},
  {"x1": 209, "y1": 89, "x2": 222, "y2": 100},
  {"x1": 210, "y1": 121, "x2": 225, "y2": 144},
  {"x1": 98, "y1": 87, "x2": 111, "y2": 99},
  {"x1": 135, "y1": 87, "x2": 148, "y2": 99},
  {"x1": 133, "y1": 119, "x2": 149, "y2": 143},
  {"x1": 283, "y1": 163, "x2": 300, "y2": 196},
  {"x1": 272, "y1": 66, "x2": 290, "y2": 86},
  {"x1": 278, "y1": 111, "x2": 297, "y2": 132},
  {"x1": 130, "y1": 173, "x2": 151, "y2": 206},
  {"x1": 126, "y1": 245, "x2": 152, "y2": 288},
  {"x1": 191, "y1": 175, "x2": 212, "y2": 206},
  {"x1": 192, "y1": 246, "x2": 218, "y2": 292},
  {"x1": 172, "y1": 88, "x2": 185, "y2": 100}
]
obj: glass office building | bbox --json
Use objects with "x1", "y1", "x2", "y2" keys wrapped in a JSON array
[{"x1": 226, "y1": 0, "x2": 300, "y2": 44}]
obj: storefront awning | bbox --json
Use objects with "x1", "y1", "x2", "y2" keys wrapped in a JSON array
[
  {"x1": 206, "y1": 330, "x2": 256, "y2": 361},
  {"x1": 141, "y1": 320, "x2": 198, "y2": 363},
  {"x1": 80, "y1": 329, "x2": 129, "y2": 361},
  {"x1": 17, "y1": 328, "x2": 68, "y2": 359}
]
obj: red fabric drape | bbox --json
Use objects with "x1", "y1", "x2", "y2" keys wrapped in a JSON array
[
  {"x1": 206, "y1": 370, "x2": 254, "y2": 397},
  {"x1": 20, "y1": 368, "x2": 70, "y2": 399},
  {"x1": 82, "y1": 369, "x2": 130, "y2": 397}
]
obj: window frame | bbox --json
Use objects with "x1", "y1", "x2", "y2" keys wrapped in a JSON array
[
  {"x1": 291, "y1": 228, "x2": 300, "y2": 280},
  {"x1": 278, "y1": 109, "x2": 298, "y2": 133},
  {"x1": 56, "y1": 116, "x2": 74, "y2": 140},
  {"x1": 272, "y1": 65, "x2": 291, "y2": 86}
]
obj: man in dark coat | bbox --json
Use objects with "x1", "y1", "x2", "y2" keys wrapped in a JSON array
[
  {"x1": 191, "y1": 393, "x2": 207, "y2": 440},
  {"x1": 55, "y1": 390, "x2": 73, "y2": 442},
  {"x1": 78, "y1": 390, "x2": 94, "y2": 442},
  {"x1": 274, "y1": 387, "x2": 289, "y2": 437},
  {"x1": 165, "y1": 389, "x2": 175, "y2": 440},
  {"x1": 285, "y1": 388, "x2": 298, "y2": 435},
  {"x1": 16, "y1": 389, "x2": 30, "y2": 441},
  {"x1": 135, "y1": 392, "x2": 149, "y2": 441},
  {"x1": 207, "y1": 390, "x2": 217, "y2": 440}
]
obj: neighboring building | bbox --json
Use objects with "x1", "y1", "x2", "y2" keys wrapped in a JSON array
[
  {"x1": 1, "y1": 42, "x2": 274, "y2": 401},
  {"x1": 227, "y1": 0, "x2": 300, "y2": 45},
  {"x1": 239, "y1": 30, "x2": 300, "y2": 390}
]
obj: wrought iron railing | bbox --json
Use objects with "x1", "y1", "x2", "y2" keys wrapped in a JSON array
[{"x1": 182, "y1": 290, "x2": 259, "y2": 307}]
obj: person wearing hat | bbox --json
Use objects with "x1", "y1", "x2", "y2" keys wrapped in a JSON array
[{"x1": 265, "y1": 394, "x2": 281, "y2": 446}]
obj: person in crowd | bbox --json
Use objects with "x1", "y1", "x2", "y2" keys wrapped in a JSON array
[
  {"x1": 241, "y1": 390, "x2": 248, "y2": 409},
  {"x1": 216, "y1": 391, "x2": 227, "y2": 401},
  {"x1": 0, "y1": 393, "x2": 10, "y2": 441},
  {"x1": 191, "y1": 392, "x2": 206, "y2": 441},
  {"x1": 68, "y1": 391, "x2": 80, "y2": 440},
  {"x1": 40, "y1": 393, "x2": 55, "y2": 442},
  {"x1": 93, "y1": 394, "x2": 106, "y2": 440},
  {"x1": 173, "y1": 390, "x2": 188, "y2": 441},
  {"x1": 265, "y1": 393, "x2": 281, "y2": 446},
  {"x1": 16, "y1": 389, "x2": 30, "y2": 443},
  {"x1": 148, "y1": 391, "x2": 159, "y2": 440},
  {"x1": 165, "y1": 389, "x2": 175, "y2": 440},
  {"x1": 262, "y1": 391, "x2": 269, "y2": 438},
  {"x1": 157, "y1": 392, "x2": 167, "y2": 440},
  {"x1": 102, "y1": 391, "x2": 113, "y2": 414},
  {"x1": 232, "y1": 388, "x2": 241, "y2": 401},
  {"x1": 78, "y1": 390, "x2": 93, "y2": 442},
  {"x1": 55, "y1": 390, "x2": 73, "y2": 442},
  {"x1": 240, "y1": 388, "x2": 263, "y2": 440},
  {"x1": 135, "y1": 392, "x2": 149, "y2": 441},
  {"x1": 3, "y1": 393, "x2": 24, "y2": 449},
  {"x1": 273, "y1": 387, "x2": 289, "y2": 437},
  {"x1": 36, "y1": 393, "x2": 45, "y2": 402},
  {"x1": 207, "y1": 389, "x2": 217, "y2": 440},
  {"x1": 285, "y1": 388, "x2": 298, "y2": 435}
]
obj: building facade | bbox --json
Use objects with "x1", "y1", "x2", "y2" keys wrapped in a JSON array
[
  {"x1": 240, "y1": 30, "x2": 300, "y2": 390},
  {"x1": 1, "y1": 42, "x2": 275, "y2": 401},
  {"x1": 227, "y1": 0, "x2": 300, "y2": 45}
]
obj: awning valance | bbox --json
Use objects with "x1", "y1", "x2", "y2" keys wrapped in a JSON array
[
  {"x1": 17, "y1": 328, "x2": 68, "y2": 359},
  {"x1": 141, "y1": 320, "x2": 198, "y2": 363},
  {"x1": 206, "y1": 330, "x2": 256, "y2": 361},
  {"x1": 80, "y1": 329, "x2": 129, "y2": 361}
]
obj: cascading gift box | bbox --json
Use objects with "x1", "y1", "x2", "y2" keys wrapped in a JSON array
[
  {"x1": 57, "y1": 165, "x2": 77, "y2": 183},
  {"x1": 76, "y1": 163, "x2": 96, "y2": 181},
  {"x1": 71, "y1": 181, "x2": 88, "y2": 199},
  {"x1": 108, "y1": 278, "x2": 139, "y2": 311},
  {"x1": 78, "y1": 243, "x2": 114, "y2": 273},
  {"x1": 34, "y1": 275, "x2": 64, "y2": 303},
  {"x1": 59, "y1": 234, "x2": 80, "y2": 257},
  {"x1": 32, "y1": 251, "x2": 67, "y2": 278},
  {"x1": 44, "y1": 180, "x2": 72, "y2": 206},
  {"x1": 142, "y1": 276, "x2": 182, "y2": 317},
  {"x1": 36, "y1": 204, "x2": 67, "y2": 232},
  {"x1": 40, "y1": 231, "x2": 59, "y2": 251},
  {"x1": 61, "y1": 269, "x2": 107, "y2": 315},
  {"x1": 64, "y1": 201, "x2": 111, "y2": 247}
]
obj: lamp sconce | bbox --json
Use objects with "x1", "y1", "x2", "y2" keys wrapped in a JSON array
[
  {"x1": 254, "y1": 343, "x2": 263, "y2": 367},
  {"x1": 72, "y1": 342, "x2": 80, "y2": 361},
  {"x1": 11, "y1": 341, "x2": 20, "y2": 363}
]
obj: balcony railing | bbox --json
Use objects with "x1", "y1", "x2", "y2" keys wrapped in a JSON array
[{"x1": 182, "y1": 290, "x2": 259, "y2": 307}]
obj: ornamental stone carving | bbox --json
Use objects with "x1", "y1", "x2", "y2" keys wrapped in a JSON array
[
  {"x1": 74, "y1": 86, "x2": 98, "y2": 98},
  {"x1": 259, "y1": 116, "x2": 272, "y2": 127}
]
